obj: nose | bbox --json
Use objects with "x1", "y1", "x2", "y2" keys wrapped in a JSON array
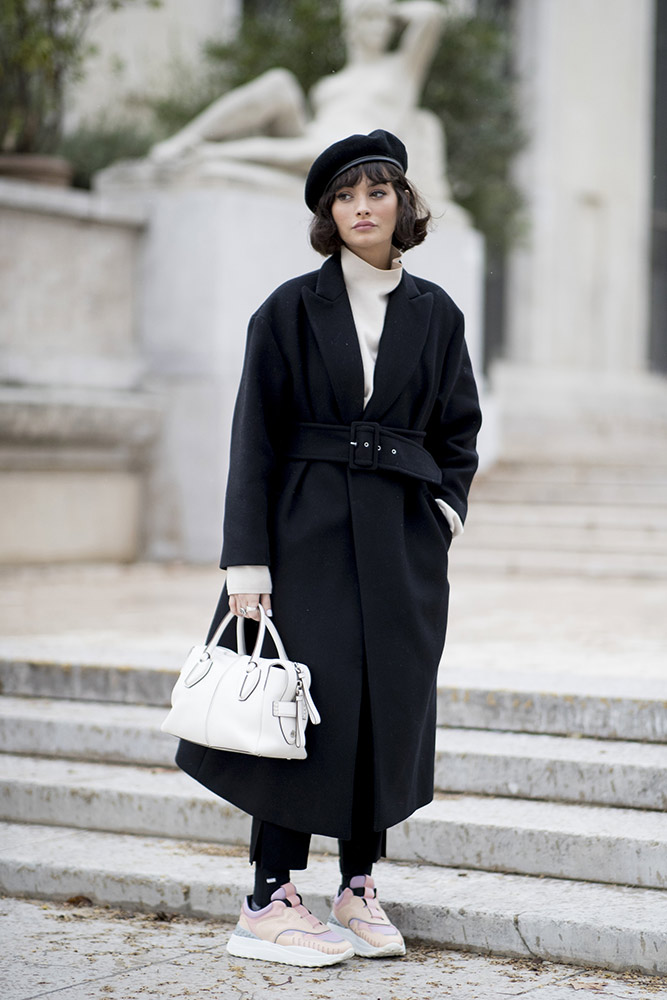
[{"x1": 356, "y1": 196, "x2": 371, "y2": 215}]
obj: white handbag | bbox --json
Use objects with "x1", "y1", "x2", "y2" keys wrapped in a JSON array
[{"x1": 161, "y1": 605, "x2": 320, "y2": 759}]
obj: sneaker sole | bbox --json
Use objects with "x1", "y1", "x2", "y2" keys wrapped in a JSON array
[
  {"x1": 227, "y1": 932, "x2": 354, "y2": 967},
  {"x1": 326, "y1": 920, "x2": 406, "y2": 958}
]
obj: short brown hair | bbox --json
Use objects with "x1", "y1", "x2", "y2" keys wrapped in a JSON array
[{"x1": 309, "y1": 161, "x2": 431, "y2": 257}]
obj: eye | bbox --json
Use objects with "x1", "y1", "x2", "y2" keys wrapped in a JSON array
[
  {"x1": 335, "y1": 191, "x2": 352, "y2": 201},
  {"x1": 370, "y1": 187, "x2": 388, "y2": 198}
]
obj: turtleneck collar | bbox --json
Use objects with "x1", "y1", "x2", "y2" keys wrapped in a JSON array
[{"x1": 340, "y1": 246, "x2": 403, "y2": 294}]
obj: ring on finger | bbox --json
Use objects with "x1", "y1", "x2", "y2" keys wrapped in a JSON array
[{"x1": 239, "y1": 606, "x2": 247, "y2": 616}]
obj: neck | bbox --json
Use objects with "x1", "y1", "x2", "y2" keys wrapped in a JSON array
[{"x1": 346, "y1": 244, "x2": 394, "y2": 270}]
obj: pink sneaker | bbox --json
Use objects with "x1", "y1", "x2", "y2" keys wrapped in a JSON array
[
  {"x1": 226, "y1": 883, "x2": 354, "y2": 967},
  {"x1": 327, "y1": 875, "x2": 406, "y2": 957}
]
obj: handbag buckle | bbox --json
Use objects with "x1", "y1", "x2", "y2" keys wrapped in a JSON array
[{"x1": 349, "y1": 422, "x2": 380, "y2": 470}]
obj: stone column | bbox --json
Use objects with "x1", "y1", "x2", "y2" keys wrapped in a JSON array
[{"x1": 499, "y1": 0, "x2": 667, "y2": 460}]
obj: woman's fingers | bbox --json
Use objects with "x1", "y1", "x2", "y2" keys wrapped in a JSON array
[{"x1": 230, "y1": 593, "x2": 271, "y2": 621}]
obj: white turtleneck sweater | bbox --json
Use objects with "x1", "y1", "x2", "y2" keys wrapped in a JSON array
[{"x1": 226, "y1": 247, "x2": 463, "y2": 596}]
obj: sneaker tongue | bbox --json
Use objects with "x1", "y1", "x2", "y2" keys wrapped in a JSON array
[
  {"x1": 349, "y1": 875, "x2": 375, "y2": 899},
  {"x1": 270, "y1": 882, "x2": 298, "y2": 905}
]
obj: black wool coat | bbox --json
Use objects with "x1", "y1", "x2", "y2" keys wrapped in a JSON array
[{"x1": 176, "y1": 252, "x2": 481, "y2": 840}]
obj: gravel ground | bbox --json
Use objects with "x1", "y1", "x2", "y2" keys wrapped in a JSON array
[{"x1": 1, "y1": 897, "x2": 664, "y2": 1000}]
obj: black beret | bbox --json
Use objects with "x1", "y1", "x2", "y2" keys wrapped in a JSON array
[{"x1": 304, "y1": 129, "x2": 408, "y2": 212}]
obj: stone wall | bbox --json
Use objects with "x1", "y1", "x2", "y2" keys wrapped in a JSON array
[
  {"x1": 0, "y1": 181, "x2": 161, "y2": 564},
  {"x1": 64, "y1": 0, "x2": 240, "y2": 131}
]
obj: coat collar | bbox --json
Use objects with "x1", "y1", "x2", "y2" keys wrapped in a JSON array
[{"x1": 302, "y1": 254, "x2": 434, "y2": 424}]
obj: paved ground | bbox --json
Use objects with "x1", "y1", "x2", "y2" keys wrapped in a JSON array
[{"x1": 2, "y1": 896, "x2": 664, "y2": 1000}]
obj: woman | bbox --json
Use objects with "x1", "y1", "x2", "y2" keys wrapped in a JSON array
[{"x1": 176, "y1": 129, "x2": 481, "y2": 967}]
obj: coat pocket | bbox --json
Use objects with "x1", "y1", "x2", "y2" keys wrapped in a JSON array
[{"x1": 421, "y1": 485, "x2": 453, "y2": 550}]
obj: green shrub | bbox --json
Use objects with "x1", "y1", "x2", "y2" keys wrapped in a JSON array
[
  {"x1": 424, "y1": 9, "x2": 526, "y2": 253},
  {"x1": 58, "y1": 119, "x2": 156, "y2": 188},
  {"x1": 0, "y1": 0, "x2": 160, "y2": 155}
]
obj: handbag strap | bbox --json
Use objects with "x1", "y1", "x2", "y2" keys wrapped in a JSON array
[
  {"x1": 205, "y1": 605, "x2": 289, "y2": 661},
  {"x1": 205, "y1": 611, "x2": 247, "y2": 655},
  {"x1": 250, "y1": 605, "x2": 289, "y2": 661}
]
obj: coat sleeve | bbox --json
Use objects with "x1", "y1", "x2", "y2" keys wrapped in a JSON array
[
  {"x1": 220, "y1": 313, "x2": 292, "y2": 569},
  {"x1": 423, "y1": 312, "x2": 482, "y2": 525}
]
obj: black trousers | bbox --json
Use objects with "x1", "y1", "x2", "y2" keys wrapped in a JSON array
[{"x1": 249, "y1": 664, "x2": 386, "y2": 872}]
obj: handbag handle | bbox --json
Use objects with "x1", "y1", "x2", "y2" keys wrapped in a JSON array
[{"x1": 205, "y1": 604, "x2": 288, "y2": 661}]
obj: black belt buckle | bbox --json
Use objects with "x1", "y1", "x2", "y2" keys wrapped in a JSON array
[{"x1": 349, "y1": 421, "x2": 380, "y2": 470}]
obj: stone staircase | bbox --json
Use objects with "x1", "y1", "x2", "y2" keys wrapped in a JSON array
[
  {"x1": 1, "y1": 643, "x2": 666, "y2": 974},
  {"x1": 456, "y1": 460, "x2": 667, "y2": 579}
]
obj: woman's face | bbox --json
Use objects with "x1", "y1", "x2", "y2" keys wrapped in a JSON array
[{"x1": 331, "y1": 174, "x2": 398, "y2": 269}]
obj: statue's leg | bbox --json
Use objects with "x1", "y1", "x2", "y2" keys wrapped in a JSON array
[
  {"x1": 150, "y1": 69, "x2": 308, "y2": 162},
  {"x1": 194, "y1": 134, "x2": 320, "y2": 173}
]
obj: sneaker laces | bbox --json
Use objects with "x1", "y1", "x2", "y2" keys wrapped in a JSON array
[
  {"x1": 360, "y1": 884, "x2": 384, "y2": 921},
  {"x1": 348, "y1": 877, "x2": 385, "y2": 921}
]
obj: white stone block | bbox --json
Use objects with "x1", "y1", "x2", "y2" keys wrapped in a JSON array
[
  {"x1": 0, "y1": 183, "x2": 145, "y2": 390},
  {"x1": 0, "y1": 471, "x2": 141, "y2": 563}
]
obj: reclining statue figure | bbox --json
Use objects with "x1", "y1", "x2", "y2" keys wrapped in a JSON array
[{"x1": 149, "y1": 0, "x2": 455, "y2": 205}]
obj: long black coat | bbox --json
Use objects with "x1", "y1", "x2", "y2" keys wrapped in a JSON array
[{"x1": 176, "y1": 252, "x2": 481, "y2": 840}]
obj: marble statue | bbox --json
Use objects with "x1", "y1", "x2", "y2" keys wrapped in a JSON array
[{"x1": 149, "y1": 0, "x2": 454, "y2": 205}]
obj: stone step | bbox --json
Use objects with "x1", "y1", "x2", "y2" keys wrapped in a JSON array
[
  {"x1": 463, "y1": 524, "x2": 667, "y2": 557},
  {"x1": 451, "y1": 546, "x2": 667, "y2": 579},
  {"x1": 1, "y1": 821, "x2": 665, "y2": 974},
  {"x1": 438, "y1": 669, "x2": 667, "y2": 742},
  {"x1": 0, "y1": 753, "x2": 251, "y2": 845},
  {"x1": 1, "y1": 754, "x2": 665, "y2": 889},
  {"x1": 471, "y1": 481, "x2": 667, "y2": 505},
  {"x1": 470, "y1": 461, "x2": 667, "y2": 506},
  {"x1": 392, "y1": 795, "x2": 667, "y2": 890},
  {"x1": 0, "y1": 638, "x2": 180, "y2": 706},
  {"x1": 3, "y1": 696, "x2": 666, "y2": 810},
  {"x1": 0, "y1": 696, "x2": 174, "y2": 767},
  {"x1": 465, "y1": 505, "x2": 667, "y2": 555},
  {"x1": 480, "y1": 460, "x2": 667, "y2": 479},
  {"x1": 470, "y1": 501, "x2": 667, "y2": 529},
  {"x1": 470, "y1": 481, "x2": 667, "y2": 514},
  {"x1": 2, "y1": 644, "x2": 666, "y2": 741},
  {"x1": 434, "y1": 727, "x2": 667, "y2": 810}
]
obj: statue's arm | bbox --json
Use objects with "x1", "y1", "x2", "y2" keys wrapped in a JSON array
[{"x1": 391, "y1": 1, "x2": 446, "y2": 88}]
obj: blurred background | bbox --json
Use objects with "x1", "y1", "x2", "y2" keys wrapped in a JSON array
[{"x1": 1, "y1": 0, "x2": 665, "y2": 575}]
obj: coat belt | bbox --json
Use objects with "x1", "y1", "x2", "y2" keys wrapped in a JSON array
[{"x1": 286, "y1": 421, "x2": 443, "y2": 486}]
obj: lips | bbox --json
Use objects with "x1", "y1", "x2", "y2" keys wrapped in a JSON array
[{"x1": 353, "y1": 222, "x2": 376, "y2": 230}]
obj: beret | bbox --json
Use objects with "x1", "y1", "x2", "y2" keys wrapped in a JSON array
[{"x1": 304, "y1": 129, "x2": 408, "y2": 212}]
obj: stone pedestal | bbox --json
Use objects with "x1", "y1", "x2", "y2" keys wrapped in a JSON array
[{"x1": 0, "y1": 181, "x2": 161, "y2": 564}]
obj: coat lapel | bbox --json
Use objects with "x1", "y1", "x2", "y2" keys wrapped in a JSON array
[
  {"x1": 363, "y1": 270, "x2": 434, "y2": 421},
  {"x1": 302, "y1": 257, "x2": 434, "y2": 425},
  {"x1": 302, "y1": 255, "x2": 365, "y2": 423}
]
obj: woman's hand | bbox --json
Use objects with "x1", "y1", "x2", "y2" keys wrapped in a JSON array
[{"x1": 229, "y1": 593, "x2": 272, "y2": 621}]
